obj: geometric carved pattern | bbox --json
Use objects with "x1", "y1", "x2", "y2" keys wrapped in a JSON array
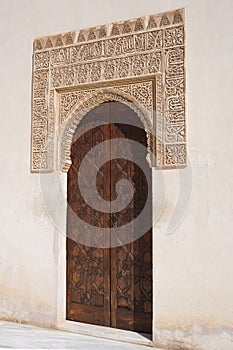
[{"x1": 31, "y1": 8, "x2": 186, "y2": 172}]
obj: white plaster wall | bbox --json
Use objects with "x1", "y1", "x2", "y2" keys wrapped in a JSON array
[{"x1": 0, "y1": 0, "x2": 232, "y2": 349}]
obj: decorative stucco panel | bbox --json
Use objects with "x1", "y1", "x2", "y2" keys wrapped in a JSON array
[{"x1": 31, "y1": 8, "x2": 186, "y2": 172}]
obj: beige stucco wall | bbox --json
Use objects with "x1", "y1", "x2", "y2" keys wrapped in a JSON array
[{"x1": 0, "y1": 0, "x2": 233, "y2": 349}]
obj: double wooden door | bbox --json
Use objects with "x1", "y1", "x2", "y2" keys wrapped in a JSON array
[{"x1": 66, "y1": 102, "x2": 152, "y2": 333}]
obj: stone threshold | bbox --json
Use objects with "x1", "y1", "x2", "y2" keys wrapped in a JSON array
[{"x1": 56, "y1": 320, "x2": 154, "y2": 348}]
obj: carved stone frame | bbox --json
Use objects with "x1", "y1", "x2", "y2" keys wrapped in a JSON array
[{"x1": 31, "y1": 8, "x2": 186, "y2": 173}]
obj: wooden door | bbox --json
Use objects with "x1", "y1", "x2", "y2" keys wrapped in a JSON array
[{"x1": 67, "y1": 102, "x2": 152, "y2": 333}]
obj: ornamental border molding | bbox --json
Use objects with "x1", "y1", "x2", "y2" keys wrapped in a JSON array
[{"x1": 31, "y1": 8, "x2": 186, "y2": 172}]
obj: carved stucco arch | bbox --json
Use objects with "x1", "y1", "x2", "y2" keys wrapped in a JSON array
[
  {"x1": 59, "y1": 88, "x2": 154, "y2": 172},
  {"x1": 31, "y1": 8, "x2": 186, "y2": 172}
]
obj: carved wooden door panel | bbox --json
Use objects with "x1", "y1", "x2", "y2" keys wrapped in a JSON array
[
  {"x1": 110, "y1": 104, "x2": 153, "y2": 333},
  {"x1": 67, "y1": 102, "x2": 152, "y2": 333},
  {"x1": 67, "y1": 103, "x2": 111, "y2": 327}
]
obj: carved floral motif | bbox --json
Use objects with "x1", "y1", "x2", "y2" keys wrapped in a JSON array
[
  {"x1": 164, "y1": 25, "x2": 184, "y2": 47},
  {"x1": 165, "y1": 144, "x2": 186, "y2": 165}
]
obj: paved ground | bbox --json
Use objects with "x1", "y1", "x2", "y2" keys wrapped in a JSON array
[{"x1": 0, "y1": 321, "x2": 153, "y2": 349}]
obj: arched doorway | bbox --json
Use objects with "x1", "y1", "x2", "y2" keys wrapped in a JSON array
[{"x1": 66, "y1": 101, "x2": 152, "y2": 334}]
